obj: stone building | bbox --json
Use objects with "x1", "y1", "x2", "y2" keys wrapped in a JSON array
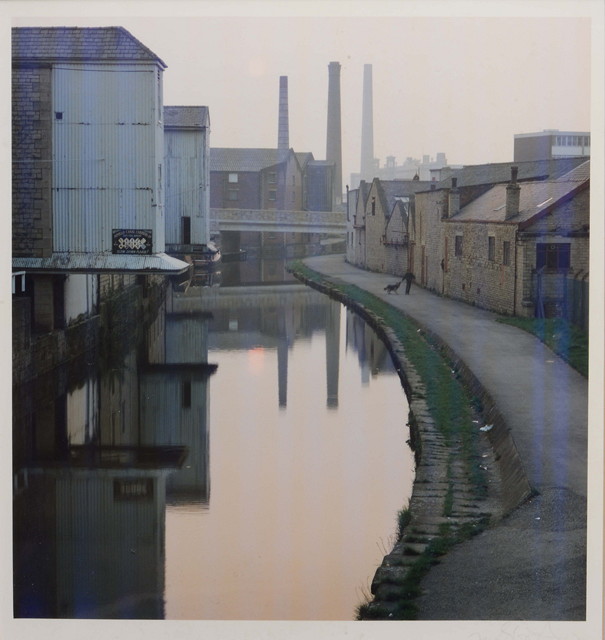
[
  {"x1": 411, "y1": 160, "x2": 590, "y2": 318},
  {"x1": 347, "y1": 157, "x2": 590, "y2": 322},
  {"x1": 346, "y1": 178, "x2": 431, "y2": 276}
]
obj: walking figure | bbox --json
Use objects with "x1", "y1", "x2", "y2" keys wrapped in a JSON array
[{"x1": 403, "y1": 271, "x2": 415, "y2": 294}]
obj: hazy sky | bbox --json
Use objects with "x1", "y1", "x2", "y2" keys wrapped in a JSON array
[{"x1": 7, "y1": 1, "x2": 598, "y2": 190}]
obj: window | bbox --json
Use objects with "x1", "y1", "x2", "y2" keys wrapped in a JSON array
[
  {"x1": 182, "y1": 217, "x2": 191, "y2": 244},
  {"x1": 503, "y1": 241, "x2": 511, "y2": 266},
  {"x1": 268, "y1": 172, "x2": 277, "y2": 184},
  {"x1": 268, "y1": 190, "x2": 277, "y2": 201},
  {"x1": 182, "y1": 381, "x2": 191, "y2": 408},
  {"x1": 455, "y1": 235, "x2": 463, "y2": 257},
  {"x1": 228, "y1": 189, "x2": 239, "y2": 202},
  {"x1": 228, "y1": 173, "x2": 238, "y2": 183},
  {"x1": 536, "y1": 243, "x2": 571, "y2": 270},
  {"x1": 488, "y1": 236, "x2": 495, "y2": 261}
]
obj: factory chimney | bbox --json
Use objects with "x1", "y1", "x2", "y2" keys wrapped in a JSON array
[
  {"x1": 360, "y1": 64, "x2": 374, "y2": 182},
  {"x1": 326, "y1": 61, "x2": 343, "y2": 207},
  {"x1": 278, "y1": 76, "x2": 289, "y2": 151}
]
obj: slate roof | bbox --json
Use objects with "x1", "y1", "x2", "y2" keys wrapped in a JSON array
[
  {"x1": 453, "y1": 161, "x2": 590, "y2": 226},
  {"x1": 12, "y1": 26, "x2": 166, "y2": 67},
  {"x1": 427, "y1": 156, "x2": 589, "y2": 191},
  {"x1": 164, "y1": 106, "x2": 209, "y2": 129},
  {"x1": 210, "y1": 148, "x2": 313, "y2": 173},
  {"x1": 210, "y1": 148, "x2": 288, "y2": 172}
]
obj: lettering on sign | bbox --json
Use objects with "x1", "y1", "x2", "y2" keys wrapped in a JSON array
[
  {"x1": 113, "y1": 478, "x2": 154, "y2": 501},
  {"x1": 112, "y1": 229, "x2": 153, "y2": 255}
]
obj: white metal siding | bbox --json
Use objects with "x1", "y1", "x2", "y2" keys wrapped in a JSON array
[
  {"x1": 164, "y1": 315, "x2": 209, "y2": 364},
  {"x1": 54, "y1": 472, "x2": 166, "y2": 617},
  {"x1": 139, "y1": 373, "x2": 210, "y2": 498},
  {"x1": 52, "y1": 64, "x2": 164, "y2": 253},
  {"x1": 164, "y1": 129, "x2": 208, "y2": 245}
]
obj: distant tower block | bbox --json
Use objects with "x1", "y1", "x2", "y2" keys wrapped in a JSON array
[
  {"x1": 278, "y1": 76, "x2": 289, "y2": 151},
  {"x1": 360, "y1": 64, "x2": 374, "y2": 182},
  {"x1": 326, "y1": 61, "x2": 343, "y2": 207}
]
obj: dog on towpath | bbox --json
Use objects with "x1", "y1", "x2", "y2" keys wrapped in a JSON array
[{"x1": 384, "y1": 279, "x2": 403, "y2": 294}]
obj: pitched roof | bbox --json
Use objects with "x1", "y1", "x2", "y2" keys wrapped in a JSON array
[
  {"x1": 164, "y1": 106, "x2": 209, "y2": 129},
  {"x1": 12, "y1": 26, "x2": 166, "y2": 67},
  {"x1": 209, "y1": 148, "x2": 285, "y2": 172},
  {"x1": 454, "y1": 160, "x2": 589, "y2": 225},
  {"x1": 428, "y1": 156, "x2": 589, "y2": 191}
]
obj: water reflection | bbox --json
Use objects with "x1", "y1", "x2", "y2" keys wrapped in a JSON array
[
  {"x1": 13, "y1": 266, "x2": 414, "y2": 620},
  {"x1": 13, "y1": 286, "x2": 216, "y2": 618},
  {"x1": 166, "y1": 278, "x2": 413, "y2": 620}
]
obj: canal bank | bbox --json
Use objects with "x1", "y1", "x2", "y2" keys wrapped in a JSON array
[{"x1": 290, "y1": 254, "x2": 589, "y2": 623}]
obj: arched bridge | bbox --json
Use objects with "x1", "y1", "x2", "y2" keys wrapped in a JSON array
[{"x1": 210, "y1": 208, "x2": 347, "y2": 234}]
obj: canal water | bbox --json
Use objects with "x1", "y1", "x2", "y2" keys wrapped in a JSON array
[{"x1": 13, "y1": 258, "x2": 415, "y2": 620}]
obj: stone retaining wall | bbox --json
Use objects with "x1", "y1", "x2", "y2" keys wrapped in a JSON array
[{"x1": 291, "y1": 268, "x2": 533, "y2": 618}]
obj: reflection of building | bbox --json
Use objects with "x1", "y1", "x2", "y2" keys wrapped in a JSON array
[
  {"x1": 14, "y1": 468, "x2": 173, "y2": 618},
  {"x1": 141, "y1": 290, "x2": 217, "y2": 504},
  {"x1": 345, "y1": 311, "x2": 394, "y2": 385},
  {"x1": 192, "y1": 285, "x2": 341, "y2": 408},
  {"x1": 12, "y1": 284, "x2": 219, "y2": 617}
]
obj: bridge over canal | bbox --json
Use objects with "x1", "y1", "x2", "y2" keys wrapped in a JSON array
[{"x1": 210, "y1": 208, "x2": 347, "y2": 234}]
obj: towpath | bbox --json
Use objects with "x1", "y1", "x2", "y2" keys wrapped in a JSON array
[{"x1": 302, "y1": 254, "x2": 589, "y2": 622}]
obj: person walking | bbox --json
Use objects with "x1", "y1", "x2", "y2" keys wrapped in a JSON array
[{"x1": 403, "y1": 271, "x2": 415, "y2": 294}]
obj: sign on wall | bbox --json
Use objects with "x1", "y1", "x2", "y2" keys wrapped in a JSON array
[{"x1": 112, "y1": 229, "x2": 153, "y2": 255}]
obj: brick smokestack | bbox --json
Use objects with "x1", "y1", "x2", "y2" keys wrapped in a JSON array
[
  {"x1": 278, "y1": 76, "x2": 289, "y2": 151},
  {"x1": 448, "y1": 176, "x2": 460, "y2": 217},
  {"x1": 326, "y1": 61, "x2": 343, "y2": 207},
  {"x1": 360, "y1": 63, "x2": 374, "y2": 182},
  {"x1": 506, "y1": 166, "x2": 520, "y2": 219}
]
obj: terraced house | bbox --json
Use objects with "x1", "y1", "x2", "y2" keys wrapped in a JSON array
[{"x1": 347, "y1": 157, "x2": 590, "y2": 325}]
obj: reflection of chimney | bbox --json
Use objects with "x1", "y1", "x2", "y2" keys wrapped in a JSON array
[
  {"x1": 506, "y1": 166, "x2": 520, "y2": 219},
  {"x1": 448, "y1": 177, "x2": 460, "y2": 217},
  {"x1": 326, "y1": 61, "x2": 343, "y2": 207},
  {"x1": 360, "y1": 64, "x2": 374, "y2": 182},
  {"x1": 278, "y1": 76, "x2": 289, "y2": 151},
  {"x1": 278, "y1": 337, "x2": 288, "y2": 408},
  {"x1": 326, "y1": 299, "x2": 341, "y2": 409}
]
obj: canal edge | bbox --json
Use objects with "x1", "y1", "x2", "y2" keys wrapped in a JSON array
[{"x1": 288, "y1": 266, "x2": 534, "y2": 620}]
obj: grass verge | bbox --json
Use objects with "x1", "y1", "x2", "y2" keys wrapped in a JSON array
[
  {"x1": 288, "y1": 261, "x2": 492, "y2": 619},
  {"x1": 496, "y1": 316, "x2": 588, "y2": 377}
]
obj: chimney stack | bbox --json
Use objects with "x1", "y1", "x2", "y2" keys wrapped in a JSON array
[
  {"x1": 360, "y1": 63, "x2": 374, "y2": 182},
  {"x1": 448, "y1": 176, "x2": 460, "y2": 217},
  {"x1": 326, "y1": 61, "x2": 343, "y2": 207},
  {"x1": 506, "y1": 166, "x2": 520, "y2": 219},
  {"x1": 278, "y1": 76, "x2": 289, "y2": 151}
]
